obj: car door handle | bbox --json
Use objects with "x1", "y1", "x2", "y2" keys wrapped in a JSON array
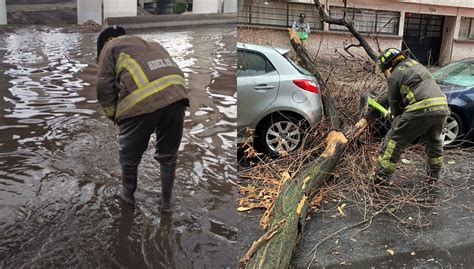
[{"x1": 253, "y1": 84, "x2": 275, "y2": 90}]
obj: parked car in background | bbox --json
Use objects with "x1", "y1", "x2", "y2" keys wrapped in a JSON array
[
  {"x1": 237, "y1": 43, "x2": 323, "y2": 155},
  {"x1": 433, "y1": 58, "x2": 474, "y2": 146}
]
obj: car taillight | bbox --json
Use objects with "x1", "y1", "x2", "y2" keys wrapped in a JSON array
[{"x1": 293, "y1": 79, "x2": 319, "y2": 93}]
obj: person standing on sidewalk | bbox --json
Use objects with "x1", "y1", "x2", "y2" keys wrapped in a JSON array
[
  {"x1": 292, "y1": 13, "x2": 310, "y2": 43},
  {"x1": 96, "y1": 25, "x2": 189, "y2": 212},
  {"x1": 373, "y1": 48, "x2": 449, "y2": 184}
]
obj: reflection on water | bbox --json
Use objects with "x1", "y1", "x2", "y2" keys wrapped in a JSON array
[{"x1": 0, "y1": 26, "x2": 237, "y2": 267}]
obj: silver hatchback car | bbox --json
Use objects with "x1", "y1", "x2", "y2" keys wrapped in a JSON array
[{"x1": 237, "y1": 42, "x2": 323, "y2": 154}]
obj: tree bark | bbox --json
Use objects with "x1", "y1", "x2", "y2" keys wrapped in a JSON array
[
  {"x1": 288, "y1": 29, "x2": 342, "y2": 130},
  {"x1": 241, "y1": 130, "x2": 348, "y2": 268}
]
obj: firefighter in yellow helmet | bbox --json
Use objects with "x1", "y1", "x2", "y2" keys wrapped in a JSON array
[
  {"x1": 96, "y1": 26, "x2": 189, "y2": 211},
  {"x1": 373, "y1": 48, "x2": 449, "y2": 184}
]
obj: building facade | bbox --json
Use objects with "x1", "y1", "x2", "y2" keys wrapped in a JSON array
[{"x1": 238, "y1": 0, "x2": 474, "y2": 66}]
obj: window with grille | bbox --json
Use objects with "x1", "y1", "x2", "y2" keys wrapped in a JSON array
[
  {"x1": 238, "y1": 0, "x2": 323, "y2": 30},
  {"x1": 459, "y1": 17, "x2": 474, "y2": 40},
  {"x1": 329, "y1": 6, "x2": 399, "y2": 35}
]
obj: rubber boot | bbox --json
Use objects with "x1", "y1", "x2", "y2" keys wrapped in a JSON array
[
  {"x1": 427, "y1": 166, "x2": 441, "y2": 184},
  {"x1": 373, "y1": 172, "x2": 390, "y2": 186},
  {"x1": 160, "y1": 162, "x2": 176, "y2": 213},
  {"x1": 119, "y1": 169, "x2": 137, "y2": 207}
]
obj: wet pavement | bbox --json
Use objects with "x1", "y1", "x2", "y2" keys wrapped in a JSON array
[
  {"x1": 0, "y1": 26, "x2": 238, "y2": 268},
  {"x1": 238, "y1": 150, "x2": 474, "y2": 268}
]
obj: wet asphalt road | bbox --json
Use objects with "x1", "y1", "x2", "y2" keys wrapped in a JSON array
[{"x1": 238, "y1": 149, "x2": 474, "y2": 268}]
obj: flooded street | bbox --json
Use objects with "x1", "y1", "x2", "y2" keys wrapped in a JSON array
[{"x1": 0, "y1": 26, "x2": 237, "y2": 268}]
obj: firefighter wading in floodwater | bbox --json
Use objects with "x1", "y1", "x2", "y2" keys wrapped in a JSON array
[
  {"x1": 374, "y1": 48, "x2": 449, "y2": 184},
  {"x1": 96, "y1": 26, "x2": 189, "y2": 211}
]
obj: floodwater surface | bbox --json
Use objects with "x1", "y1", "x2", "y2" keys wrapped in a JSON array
[{"x1": 0, "y1": 26, "x2": 237, "y2": 268}]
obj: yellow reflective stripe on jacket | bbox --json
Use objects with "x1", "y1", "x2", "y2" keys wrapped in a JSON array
[
  {"x1": 405, "y1": 97, "x2": 447, "y2": 112},
  {"x1": 377, "y1": 139, "x2": 397, "y2": 171},
  {"x1": 400, "y1": 85, "x2": 416, "y2": 105},
  {"x1": 116, "y1": 53, "x2": 149, "y2": 88},
  {"x1": 116, "y1": 74, "x2": 186, "y2": 117},
  {"x1": 102, "y1": 103, "x2": 116, "y2": 118},
  {"x1": 427, "y1": 156, "x2": 443, "y2": 166},
  {"x1": 406, "y1": 91, "x2": 416, "y2": 105}
]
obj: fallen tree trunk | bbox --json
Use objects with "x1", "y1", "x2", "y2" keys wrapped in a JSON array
[
  {"x1": 288, "y1": 30, "x2": 342, "y2": 130},
  {"x1": 241, "y1": 120, "x2": 373, "y2": 268},
  {"x1": 240, "y1": 131, "x2": 348, "y2": 268},
  {"x1": 240, "y1": 30, "x2": 385, "y2": 268},
  {"x1": 288, "y1": 29, "x2": 388, "y2": 122}
]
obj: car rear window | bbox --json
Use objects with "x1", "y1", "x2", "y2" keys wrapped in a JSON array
[
  {"x1": 433, "y1": 61, "x2": 474, "y2": 87},
  {"x1": 284, "y1": 54, "x2": 313, "y2": 76},
  {"x1": 237, "y1": 50, "x2": 276, "y2": 77}
]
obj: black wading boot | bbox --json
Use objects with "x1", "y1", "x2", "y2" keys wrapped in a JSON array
[
  {"x1": 427, "y1": 166, "x2": 441, "y2": 184},
  {"x1": 373, "y1": 172, "x2": 390, "y2": 186},
  {"x1": 160, "y1": 162, "x2": 176, "y2": 213},
  {"x1": 119, "y1": 169, "x2": 137, "y2": 207}
]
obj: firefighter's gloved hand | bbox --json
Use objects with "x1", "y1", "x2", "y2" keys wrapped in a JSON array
[{"x1": 385, "y1": 108, "x2": 394, "y2": 120}]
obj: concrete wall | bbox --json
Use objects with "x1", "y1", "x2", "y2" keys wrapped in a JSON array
[
  {"x1": 77, "y1": 0, "x2": 102, "y2": 24},
  {"x1": 193, "y1": 0, "x2": 220, "y2": 14},
  {"x1": 452, "y1": 40, "x2": 474, "y2": 61},
  {"x1": 295, "y1": 0, "x2": 474, "y2": 9},
  {"x1": 0, "y1": 0, "x2": 6, "y2": 24},
  {"x1": 223, "y1": 0, "x2": 237, "y2": 13},
  {"x1": 238, "y1": 27, "x2": 402, "y2": 60},
  {"x1": 6, "y1": 0, "x2": 74, "y2": 4},
  {"x1": 439, "y1": 16, "x2": 457, "y2": 66},
  {"x1": 329, "y1": 0, "x2": 461, "y2": 17},
  {"x1": 6, "y1": 2, "x2": 76, "y2": 12},
  {"x1": 396, "y1": 0, "x2": 474, "y2": 9},
  {"x1": 103, "y1": 0, "x2": 136, "y2": 19}
]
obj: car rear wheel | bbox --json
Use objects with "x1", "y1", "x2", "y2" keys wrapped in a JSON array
[
  {"x1": 255, "y1": 114, "x2": 306, "y2": 155},
  {"x1": 441, "y1": 112, "x2": 463, "y2": 146}
]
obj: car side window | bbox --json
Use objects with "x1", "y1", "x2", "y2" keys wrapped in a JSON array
[{"x1": 237, "y1": 50, "x2": 275, "y2": 77}]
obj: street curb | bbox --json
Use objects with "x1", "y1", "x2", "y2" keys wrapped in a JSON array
[{"x1": 105, "y1": 13, "x2": 237, "y2": 30}]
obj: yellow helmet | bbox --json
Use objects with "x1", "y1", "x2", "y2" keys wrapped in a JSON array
[{"x1": 376, "y1": 48, "x2": 403, "y2": 73}]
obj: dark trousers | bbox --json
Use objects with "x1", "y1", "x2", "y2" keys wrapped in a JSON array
[
  {"x1": 375, "y1": 114, "x2": 447, "y2": 180},
  {"x1": 118, "y1": 101, "x2": 186, "y2": 173}
]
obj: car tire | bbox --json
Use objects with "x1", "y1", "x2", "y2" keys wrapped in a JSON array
[
  {"x1": 255, "y1": 114, "x2": 306, "y2": 156},
  {"x1": 441, "y1": 112, "x2": 464, "y2": 147}
]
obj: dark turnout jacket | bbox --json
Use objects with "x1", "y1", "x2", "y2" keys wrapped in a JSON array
[
  {"x1": 97, "y1": 35, "x2": 189, "y2": 122},
  {"x1": 387, "y1": 58, "x2": 449, "y2": 117}
]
